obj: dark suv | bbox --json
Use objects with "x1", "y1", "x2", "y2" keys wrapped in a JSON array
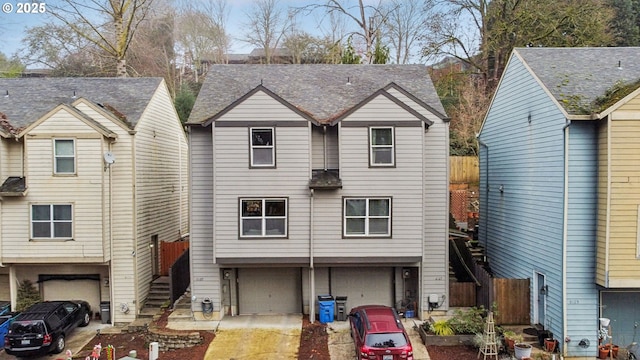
[
  {"x1": 349, "y1": 305, "x2": 414, "y2": 360},
  {"x1": 4, "y1": 300, "x2": 91, "y2": 357}
]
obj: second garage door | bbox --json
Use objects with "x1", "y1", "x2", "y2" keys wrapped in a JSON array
[
  {"x1": 42, "y1": 279, "x2": 101, "y2": 316},
  {"x1": 238, "y1": 268, "x2": 301, "y2": 314},
  {"x1": 331, "y1": 267, "x2": 394, "y2": 310}
]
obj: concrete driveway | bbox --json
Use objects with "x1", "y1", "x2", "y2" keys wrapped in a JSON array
[
  {"x1": 203, "y1": 314, "x2": 302, "y2": 360},
  {"x1": 0, "y1": 321, "x2": 111, "y2": 360}
]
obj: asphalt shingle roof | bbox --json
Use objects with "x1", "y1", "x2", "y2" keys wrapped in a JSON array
[
  {"x1": 515, "y1": 47, "x2": 640, "y2": 114},
  {"x1": 187, "y1": 64, "x2": 446, "y2": 125},
  {"x1": 0, "y1": 77, "x2": 163, "y2": 131}
]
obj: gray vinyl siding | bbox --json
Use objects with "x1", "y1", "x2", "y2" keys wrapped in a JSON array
[
  {"x1": 479, "y1": 55, "x2": 566, "y2": 338},
  {"x1": 311, "y1": 125, "x2": 338, "y2": 170},
  {"x1": 189, "y1": 126, "x2": 220, "y2": 311},
  {"x1": 387, "y1": 88, "x2": 449, "y2": 310},
  {"x1": 313, "y1": 97, "x2": 425, "y2": 258},
  {"x1": 564, "y1": 121, "x2": 599, "y2": 357},
  {"x1": 213, "y1": 93, "x2": 311, "y2": 259}
]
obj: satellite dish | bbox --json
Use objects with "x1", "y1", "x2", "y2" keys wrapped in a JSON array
[{"x1": 103, "y1": 151, "x2": 116, "y2": 164}]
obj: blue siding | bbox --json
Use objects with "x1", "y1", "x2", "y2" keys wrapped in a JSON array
[
  {"x1": 479, "y1": 56, "x2": 566, "y2": 349},
  {"x1": 565, "y1": 121, "x2": 599, "y2": 357}
]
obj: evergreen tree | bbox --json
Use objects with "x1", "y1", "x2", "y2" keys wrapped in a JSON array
[{"x1": 16, "y1": 279, "x2": 42, "y2": 312}]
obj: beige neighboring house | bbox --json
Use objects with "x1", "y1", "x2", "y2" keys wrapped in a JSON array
[{"x1": 0, "y1": 78, "x2": 188, "y2": 324}]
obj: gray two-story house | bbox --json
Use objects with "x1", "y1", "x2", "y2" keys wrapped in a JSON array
[{"x1": 186, "y1": 65, "x2": 449, "y2": 321}]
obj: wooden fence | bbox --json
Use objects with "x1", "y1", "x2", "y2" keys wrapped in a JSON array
[
  {"x1": 450, "y1": 156, "x2": 479, "y2": 184},
  {"x1": 473, "y1": 262, "x2": 530, "y2": 325},
  {"x1": 449, "y1": 262, "x2": 531, "y2": 325},
  {"x1": 449, "y1": 282, "x2": 476, "y2": 307},
  {"x1": 161, "y1": 240, "x2": 190, "y2": 276}
]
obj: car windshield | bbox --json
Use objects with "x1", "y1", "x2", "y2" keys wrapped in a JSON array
[
  {"x1": 9, "y1": 321, "x2": 45, "y2": 335},
  {"x1": 366, "y1": 333, "x2": 407, "y2": 348}
]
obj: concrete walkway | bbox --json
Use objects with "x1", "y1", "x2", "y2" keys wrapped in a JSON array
[{"x1": 203, "y1": 314, "x2": 302, "y2": 360}]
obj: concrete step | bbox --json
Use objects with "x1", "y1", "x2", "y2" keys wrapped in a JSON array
[{"x1": 167, "y1": 308, "x2": 194, "y2": 322}]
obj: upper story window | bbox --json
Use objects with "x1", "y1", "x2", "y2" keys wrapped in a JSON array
[
  {"x1": 370, "y1": 127, "x2": 394, "y2": 167},
  {"x1": 240, "y1": 198, "x2": 287, "y2": 238},
  {"x1": 31, "y1": 204, "x2": 73, "y2": 239},
  {"x1": 344, "y1": 197, "x2": 391, "y2": 237},
  {"x1": 250, "y1": 128, "x2": 275, "y2": 167},
  {"x1": 54, "y1": 139, "x2": 75, "y2": 174}
]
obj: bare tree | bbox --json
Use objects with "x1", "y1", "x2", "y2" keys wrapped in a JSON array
[
  {"x1": 175, "y1": 0, "x2": 231, "y2": 82},
  {"x1": 382, "y1": 0, "x2": 429, "y2": 64},
  {"x1": 301, "y1": 0, "x2": 391, "y2": 64},
  {"x1": 47, "y1": 0, "x2": 156, "y2": 77},
  {"x1": 422, "y1": 0, "x2": 614, "y2": 88},
  {"x1": 243, "y1": 0, "x2": 292, "y2": 64}
]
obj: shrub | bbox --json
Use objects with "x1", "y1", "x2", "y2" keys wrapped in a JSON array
[
  {"x1": 448, "y1": 307, "x2": 486, "y2": 334},
  {"x1": 431, "y1": 319, "x2": 455, "y2": 336}
]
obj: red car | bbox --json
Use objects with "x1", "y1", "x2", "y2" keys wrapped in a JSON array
[{"x1": 348, "y1": 305, "x2": 414, "y2": 360}]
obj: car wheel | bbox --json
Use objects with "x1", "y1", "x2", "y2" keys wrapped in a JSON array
[
  {"x1": 80, "y1": 311, "x2": 91, "y2": 327},
  {"x1": 53, "y1": 335, "x2": 65, "y2": 354}
]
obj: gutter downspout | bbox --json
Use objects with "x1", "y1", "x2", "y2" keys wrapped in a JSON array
[
  {"x1": 605, "y1": 116, "x2": 611, "y2": 287},
  {"x1": 108, "y1": 140, "x2": 115, "y2": 325},
  {"x1": 561, "y1": 120, "x2": 571, "y2": 357},
  {"x1": 309, "y1": 188, "x2": 315, "y2": 323}
]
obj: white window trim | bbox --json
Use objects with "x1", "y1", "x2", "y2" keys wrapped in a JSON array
[
  {"x1": 31, "y1": 204, "x2": 73, "y2": 239},
  {"x1": 369, "y1": 127, "x2": 395, "y2": 167},
  {"x1": 240, "y1": 198, "x2": 288, "y2": 238},
  {"x1": 343, "y1": 197, "x2": 391, "y2": 237},
  {"x1": 250, "y1": 127, "x2": 275, "y2": 167},
  {"x1": 53, "y1": 138, "x2": 76, "y2": 174}
]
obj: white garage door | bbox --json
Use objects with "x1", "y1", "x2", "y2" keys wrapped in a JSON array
[
  {"x1": 331, "y1": 267, "x2": 394, "y2": 310},
  {"x1": 238, "y1": 268, "x2": 301, "y2": 314},
  {"x1": 43, "y1": 280, "x2": 101, "y2": 317},
  {"x1": 0, "y1": 274, "x2": 8, "y2": 301}
]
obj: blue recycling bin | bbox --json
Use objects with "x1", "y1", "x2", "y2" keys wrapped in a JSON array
[
  {"x1": 317, "y1": 295, "x2": 335, "y2": 324},
  {"x1": 0, "y1": 313, "x2": 17, "y2": 349}
]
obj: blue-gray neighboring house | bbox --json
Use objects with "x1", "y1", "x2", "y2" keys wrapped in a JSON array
[{"x1": 478, "y1": 47, "x2": 640, "y2": 358}]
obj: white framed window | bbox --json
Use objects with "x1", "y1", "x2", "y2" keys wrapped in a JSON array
[
  {"x1": 370, "y1": 127, "x2": 394, "y2": 166},
  {"x1": 240, "y1": 198, "x2": 287, "y2": 237},
  {"x1": 54, "y1": 139, "x2": 75, "y2": 174},
  {"x1": 250, "y1": 128, "x2": 275, "y2": 167},
  {"x1": 344, "y1": 197, "x2": 391, "y2": 237},
  {"x1": 31, "y1": 204, "x2": 73, "y2": 239}
]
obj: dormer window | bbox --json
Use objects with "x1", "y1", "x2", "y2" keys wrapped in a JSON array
[
  {"x1": 370, "y1": 127, "x2": 394, "y2": 166},
  {"x1": 250, "y1": 128, "x2": 275, "y2": 167},
  {"x1": 54, "y1": 139, "x2": 75, "y2": 174}
]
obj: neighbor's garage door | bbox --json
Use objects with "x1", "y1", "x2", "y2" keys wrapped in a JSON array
[
  {"x1": 43, "y1": 280, "x2": 101, "y2": 316},
  {"x1": 0, "y1": 274, "x2": 8, "y2": 300},
  {"x1": 238, "y1": 268, "x2": 301, "y2": 314},
  {"x1": 331, "y1": 267, "x2": 394, "y2": 309},
  {"x1": 602, "y1": 291, "x2": 640, "y2": 345}
]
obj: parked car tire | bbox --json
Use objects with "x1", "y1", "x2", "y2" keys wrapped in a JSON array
[
  {"x1": 53, "y1": 335, "x2": 65, "y2": 354},
  {"x1": 80, "y1": 311, "x2": 91, "y2": 327}
]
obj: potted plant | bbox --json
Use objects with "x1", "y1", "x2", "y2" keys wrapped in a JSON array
[
  {"x1": 503, "y1": 330, "x2": 523, "y2": 350},
  {"x1": 598, "y1": 344, "x2": 610, "y2": 359},
  {"x1": 544, "y1": 337, "x2": 557, "y2": 352},
  {"x1": 514, "y1": 343, "x2": 533, "y2": 359}
]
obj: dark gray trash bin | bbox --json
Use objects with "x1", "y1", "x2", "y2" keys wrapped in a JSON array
[
  {"x1": 335, "y1": 296, "x2": 348, "y2": 321},
  {"x1": 100, "y1": 302, "x2": 110, "y2": 324}
]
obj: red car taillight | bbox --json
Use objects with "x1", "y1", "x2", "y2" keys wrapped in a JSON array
[
  {"x1": 359, "y1": 347, "x2": 376, "y2": 359},
  {"x1": 43, "y1": 334, "x2": 52, "y2": 346},
  {"x1": 4, "y1": 338, "x2": 8, "y2": 348},
  {"x1": 400, "y1": 346, "x2": 414, "y2": 359}
]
